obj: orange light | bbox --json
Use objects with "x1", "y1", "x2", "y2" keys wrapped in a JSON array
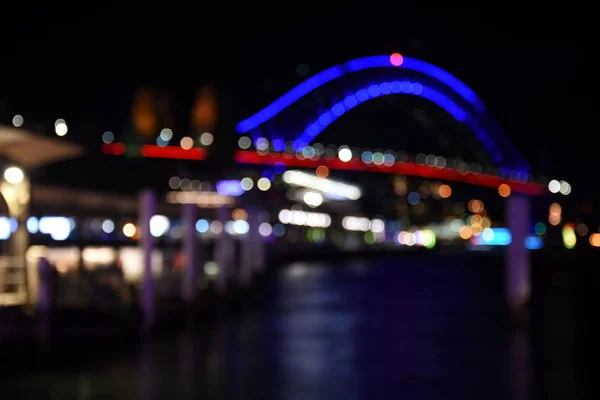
[
  {"x1": 132, "y1": 89, "x2": 158, "y2": 137},
  {"x1": 316, "y1": 165, "x2": 329, "y2": 178},
  {"x1": 459, "y1": 225, "x2": 472, "y2": 239},
  {"x1": 468, "y1": 199, "x2": 484, "y2": 213},
  {"x1": 589, "y1": 233, "x2": 600, "y2": 247},
  {"x1": 232, "y1": 208, "x2": 247, "y2": 221},
  {"x1": 498, "y1": 184, "x2": 511, "y2": 197},
  {"x1": 438, "y1": 184, "x2": 452, "y2": 198},
  {"x1": 123, "y1": 223, "x2": 136, "y2": 238}
]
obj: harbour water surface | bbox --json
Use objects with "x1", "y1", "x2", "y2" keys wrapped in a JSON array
[{"x1": 1, "y1": 254, "x2": 592, "y2": 399}]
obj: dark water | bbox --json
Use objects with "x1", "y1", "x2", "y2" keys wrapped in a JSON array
[{"x1": 1, "y1": 254, "x2": 592, "y2": 399}]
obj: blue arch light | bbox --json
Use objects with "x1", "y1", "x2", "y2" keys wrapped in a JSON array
[
  {"x1": 235, "y1": 54, "x2": 484, "y2": 134},
  {"x1": 292, "y1": 80, "x2": 486, "y2": 151},
  {"x1": 236, "y1": 54, "x2": 527, "y2": 172}
]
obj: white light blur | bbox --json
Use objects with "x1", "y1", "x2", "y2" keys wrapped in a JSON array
[
  {"x1": 204, "y1": 261, "x2": 218, "y2": 276},
  {"x1": 200, "y1": 132, "x2": 213, "y2": 145},
  {"x1": 3, "y1": 166, "x2": 24, "y2": 184},
  {"x1": 160, "y1": 128, "x2": 173, "y2": 141},
  {"x1": 39, "y1": 216, "x2": 72, "y2": 241},
  {"x1": 12, "y1": 114, "x2": 23, "y2": 127},
  {"x1": 257, "y1": 177, "x2": 271, "y2": 191},
  {"x1": 303, "y1": 191, "x2": 323, "y2": 207},
  {"x1": 149, "y1": 215, "x2": 170, "y2": 237},
  {"x1": 342, "y1": 216, "x2": 371, "y2": 231},
  {"x1": 241, "y1": 177, "x2": 254, "y2": 191},
  {"x1": 559, "y1": 180, "x2": 571, "y2": 195},
  {"x1": 102, "y1": 219, "x2": 115, "y2": 233},
  {"x1": 0, "y1": 217, "x2": 10, "y2": 240},
  {"x1": 27, "y1": 217, "x2": 39, "y2": 234},
  {"x1": 119, "y1": 247, "x2": 163, "y2": 282},
  {"x1": 338, "y1": 147, "x2": 352, "y2": 162},
  {"x1": 238, "y1": 136, "x2": 251, "y2": 149},
  {"x1": 548, "y1": 180, "x2": 560, "y2": 193},
  {"x1": 370, "y1": 219, "x2": 385, "y2": 233},
  {"x1": 282, "y1": 170, "x2": 361, "y2": 200},
  {"x1": 55, "y1": 119, "x2": 68, "y2": 136},
  {"x1": 259, "y1": 222, "x2": 272, "y2": 236},
  {"x1": 278, "y1": 209, "x2": 331, "y2": 228},
  {"x1": 482, "y1": 228, "x2": 494, "y2": 242},
  {"x1": 165, "y1": 191, "x2": 234, "y2": 207},
  {"x1": 232, "y1": 220, "x2": 250, "y2": 235}
]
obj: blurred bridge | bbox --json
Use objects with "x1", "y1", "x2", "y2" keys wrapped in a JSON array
[{"x1": 0, "y1": 53, "x2": 574, "y2": 323}]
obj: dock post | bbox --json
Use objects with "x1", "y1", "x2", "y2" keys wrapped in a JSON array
[
  {"x1": 139, "y1": 189, "x2": 157, "y2": 329},
  {"x1": 505, "y1": 193, "x2": 531, "y2": 312}
]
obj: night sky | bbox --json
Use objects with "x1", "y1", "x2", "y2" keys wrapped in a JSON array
[{"x1": 1, "y1": 9, "x2": 595, "y2": 196}]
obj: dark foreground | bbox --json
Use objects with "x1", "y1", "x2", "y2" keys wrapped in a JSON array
[{"x1": 0, "y1": 253, "x2": 595, "y2": 399}]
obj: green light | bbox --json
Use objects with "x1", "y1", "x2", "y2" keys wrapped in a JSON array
[
  {"x1": 420, "y1": 229, "x2": 436, "y2": 249},
  {"x1": 534, "y1": 222, "x2": 546, "y2": 235}
]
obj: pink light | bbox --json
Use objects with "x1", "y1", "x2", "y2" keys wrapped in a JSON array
[{"x1": 390, "y1": 53, "x2": 404, "y2": 67}]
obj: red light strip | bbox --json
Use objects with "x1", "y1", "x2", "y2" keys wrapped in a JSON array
[
  {"x1": 140, "y1": 145, "x2": 206, "y2": 160},
  {"x1": 102, "y1": 142, "x2": 126, "y2": 155},
  {"x1": 234, "y1": 150, "x2": 545, "y2": 196},
  {"x1": 101, "y1": 143, "x2": 206, "y2": 160}
]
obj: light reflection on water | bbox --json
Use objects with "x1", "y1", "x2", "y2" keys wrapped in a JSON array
[{"x1": 2, "y1": 257, "x2": 544, "y2": 399}]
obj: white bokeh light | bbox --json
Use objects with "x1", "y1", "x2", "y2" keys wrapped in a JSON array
[
  {"x1": 149, "y1": 215, "x2": 170, "y2": 237},
  {"x1": 3, "y1": 167, "x2": 24, "y2": 184},
  {"x1": 548, "y1": 180, "x2": 560, "y2": 193},
  {"x1": 55, "y1": 119, "x2": 68, "y2": 136},
  {"x1": 559, "y1": 180, "x2": 571, "y2": 195},
  {"x1": 338, "y1": 147, "x2": 352, "y2": 162}
]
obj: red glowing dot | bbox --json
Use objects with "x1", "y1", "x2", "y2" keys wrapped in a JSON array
[{"x1": 390, "y1": 53, "x2": 403, "y2": 66}]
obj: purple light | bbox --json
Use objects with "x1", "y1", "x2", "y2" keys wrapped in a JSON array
[{"x1": 216, "y1": 180, "x2": 244, "y2": 196}]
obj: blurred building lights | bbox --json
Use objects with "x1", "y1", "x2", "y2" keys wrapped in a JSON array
[
  {"x1": 278, "y1": 209, "x2": 331, "y2": 228},
  {"x1": 282, "y1": 170, "x2": 361, "y2": 200}
]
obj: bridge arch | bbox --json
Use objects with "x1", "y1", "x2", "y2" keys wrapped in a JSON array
[{"x1": 236, "y1": 54, "x2": 528, "y2": 173}]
